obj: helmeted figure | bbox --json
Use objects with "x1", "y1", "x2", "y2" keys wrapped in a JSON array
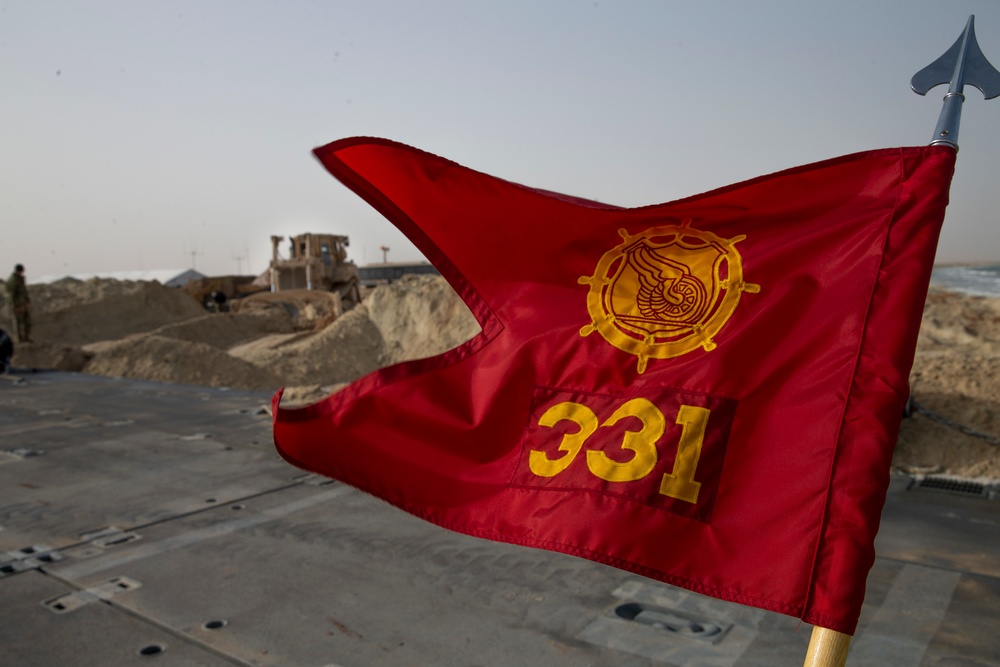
[{"x1": 5, "y1": 264, "x2": 31, "y2": 343}]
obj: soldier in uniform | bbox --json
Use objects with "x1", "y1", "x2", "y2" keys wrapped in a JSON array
[{"x1": 5, "y1": 264, "x2": 32, "y2": 343}]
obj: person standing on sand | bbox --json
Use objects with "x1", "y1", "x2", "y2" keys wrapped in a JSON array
[{"x1": 5, "y1": 264, "x2": 32, "y2": 343}]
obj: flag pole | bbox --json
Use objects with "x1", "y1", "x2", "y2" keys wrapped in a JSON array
[
  {"x1": 911, "y1": 14, "x2": 1000, "y2": 150},
  {"x1": 798, "y1": 16, "x2": 1000, "y2": 667},
  {"x1": 804, "y1": 627, "x2": 851, "y2": 667}
]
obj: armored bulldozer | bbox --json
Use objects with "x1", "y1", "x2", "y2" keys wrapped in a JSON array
[{"x1": 268, "y1": 233, "x2": 362, "y2": 313}]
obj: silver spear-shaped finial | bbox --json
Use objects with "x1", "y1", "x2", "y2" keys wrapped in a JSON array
[{"x1": 911, "y1": 15, "x2": 1000, "y2": 150}]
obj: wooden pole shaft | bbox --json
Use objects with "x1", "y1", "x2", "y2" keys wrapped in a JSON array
[{"x1": 803, "y1": 626, "x2": 851, "y2": 667}]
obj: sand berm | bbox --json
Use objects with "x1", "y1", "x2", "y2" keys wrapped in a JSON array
[{"x1": 1, "y1": 274, "x2": 997, "y2": 480}]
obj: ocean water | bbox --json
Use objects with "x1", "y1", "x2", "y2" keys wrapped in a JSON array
[{"x1": 930, "y1": 264, "x2": 1000, "y2": 298}]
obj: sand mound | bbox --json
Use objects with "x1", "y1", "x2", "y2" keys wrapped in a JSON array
[
  {"x1": 232, "y1": 305, "x2": 388, "y2": 388},
  {"x1": 5, "y1": 340, "x2": 90, "y2": 372},
  {"x1": 13, "y1": 276, "x2": 152, "y2": 312},
  {"x1": 9, "y1": 277, "x2": 207, "y2": 345},
  {"x1": 147, "y1": 310, "x2": 296, "y2": 349},
  {"x1": 916, "y1": 289, "x2": 1000, "y2": 353},
  {"x1": 366, "y1": 274, "x2": 481, "y2": 364},
  {"x1": 894, "y1": 288, "x2": 1000, "y2": 479},
  {"x1": 83, "y1": 334, "x2": 281, "y2": 391}
]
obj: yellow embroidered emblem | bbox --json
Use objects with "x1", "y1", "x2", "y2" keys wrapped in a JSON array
[{"x1": 579, "y1": 221, "x2": 760, "y2": 373}]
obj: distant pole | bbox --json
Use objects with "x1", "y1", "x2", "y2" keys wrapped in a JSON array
[
  {"x1": 233, "y1": 249, "x2": 247, "y2": 275},
  {"x1": 911, "y1": 15, "x2": 1000, "y2": 150},
  {"x1": 380, "y1": 245, "x2": 390, "y2": 263},
  {"x1": 182, "y1": 242, "x2": 204, "y2": 271}
]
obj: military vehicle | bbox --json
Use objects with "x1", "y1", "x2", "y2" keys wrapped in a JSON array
[{"x1": 266, "y1": 233, "x2": 362, "y2": 313}]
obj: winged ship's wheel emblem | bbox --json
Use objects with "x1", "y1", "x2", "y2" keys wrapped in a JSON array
[
  {"x1": 579, "y1": 222, "x2": 760, "y2": 373},
  {"x1": 630, "y1": 244, "x2": 708, "y2": 323}
]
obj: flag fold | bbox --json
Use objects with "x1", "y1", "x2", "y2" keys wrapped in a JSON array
[{"x1": 273, "y1": 138, "x2": 955, "y2": 634}]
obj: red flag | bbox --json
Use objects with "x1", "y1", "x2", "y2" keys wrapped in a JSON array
[{"x1": 273, "y1": 138, "x2": 955, "y2": 634}]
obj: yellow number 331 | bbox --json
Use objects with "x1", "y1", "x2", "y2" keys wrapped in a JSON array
[{"x1": 528, "y1": 398, "x2": 710, "y2": 504}]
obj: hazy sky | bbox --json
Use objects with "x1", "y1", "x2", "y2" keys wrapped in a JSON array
[{"x1": 2, "y1": 1, "x2": 999, "y2": 281}]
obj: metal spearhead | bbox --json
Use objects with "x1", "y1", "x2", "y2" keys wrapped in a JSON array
[{"x1": 911, "y1": 15, "x2": 1000, "y2": 149}]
